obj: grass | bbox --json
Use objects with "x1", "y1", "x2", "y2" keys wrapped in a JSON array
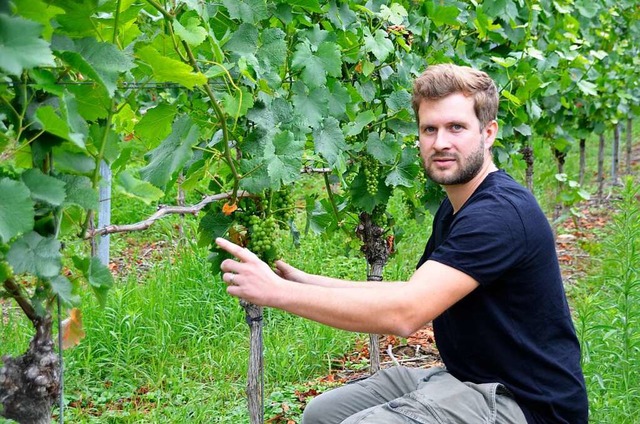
[
  {"x1": 61, "y1": 232, "x2": 363, "y2": 422},
  {"x1": 570, "y1": 178, "x2": 640, "y2": 423},
  {"x1": 1, "y1": 122, "x2": 639, "y2": 422}
]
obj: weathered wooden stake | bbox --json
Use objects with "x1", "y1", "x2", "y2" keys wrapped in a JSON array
[
  {"x1": 242, "y1": 301, "x2": 264, "y2": 424},
  {"x1": 357, "y1": 212, "x2": 389, "y2": 375}
]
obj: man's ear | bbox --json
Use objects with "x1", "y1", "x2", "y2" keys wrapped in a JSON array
[{"x1": 483, "y1": 120, "x2": 499, "y2": 148}]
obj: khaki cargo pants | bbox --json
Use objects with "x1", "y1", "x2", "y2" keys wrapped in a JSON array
[{"x1": 302, "y1": 367, "x2": 528, "y2": 424}]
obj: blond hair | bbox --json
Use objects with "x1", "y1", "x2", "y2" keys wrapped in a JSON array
[{"x1": 412, "y1": 64, "x2": 499, "y2": 129}]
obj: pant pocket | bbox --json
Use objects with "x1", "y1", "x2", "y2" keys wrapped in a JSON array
[
  {"x1": 379, "y1": 394, "x2": 447, "y2": 424},
  {"x1": 411, "y1": 372, "x2": 491, "y2": 423}
]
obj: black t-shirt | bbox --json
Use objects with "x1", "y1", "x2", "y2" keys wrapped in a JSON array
[{"x1": 417, "y1": 170, "x2": 588, "y2": 424}]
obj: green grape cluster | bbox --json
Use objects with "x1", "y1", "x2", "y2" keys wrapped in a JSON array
[
  {"x1": 271, "y1": 187, "x2": 295, "y2": 226},
  {"x1": 363, "y1": 155, "x2": 380, "y2": 195},
  {"x1": 371, "y1": 204, "x2": 388, "y2": 228},
  {"x1": 247, "y1": 214, "x2": 277, "y2": 261}
]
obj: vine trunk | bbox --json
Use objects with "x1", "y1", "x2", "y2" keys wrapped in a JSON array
[
  {"x1": 357, "y1": 213, "x2": 390, "y2": 375},
  {"x1": 0, "y1": 315, "x2": 60, "y2": 424}
]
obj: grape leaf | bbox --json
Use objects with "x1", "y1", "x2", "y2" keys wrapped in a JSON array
[
  {"x1": 259, "y1": 27, "x2": 287, "y2": 64},
  {"x1": 0, "y1": 15, "x2": 55, "y2": 76},
  {"x1": 174, "y1": 17, "x2": 208, "y2": 47},
  {"x1": 134, "y1": 104, "x2": 177, "y2": 149},
  {"x1": 52, "y1": 149, "x2": 96, "y2": 174},
  {"x1": 575, "y1": 0, "x2": 599, "y2": 18},
  {"x1": 307, "y1": 198, "x2": 339, "y2": 234},
  {"x1": 327, "y1": 2, "x2": 357, "y2": 30},
  {"x1": 6, "y1": 232, "x2": 61, "y2": 278},
  {"x1": 35, "y1": 106, "x2": 83, "y2": 148},
  {"x1": 427, "y1": 2, "x2": 460, "y2": 27},
  {"x1": 50, "y1": 275, "x2": 80, "y2": 306},
  {"x1": 0, "y1": 178, "x2": 34, "y2": 243},
  {"x1": 35, "y1": 92, "x2": 88, "y2": 149},
  {"x1": 577, "y1": 80, "x2": 598, "y2": 96},
  {"x1": 72, "y1": 256, "x2": 113, "y2": 307},
  {"x1": 287, "y1": 0, "x2": 322, "y2": 13},
  {"x1": 49, "y1": 0, "x2": 98, "y2": 36},
  {"x1": 514, "y1": 123, "x2": 532, "y2": 137},
  {"x1": 239, "y1": 156, "x2": 270, "y2": 193},
  {"x1": 136, "y1": 45, "x2": 207, "y2": 89},
  {"x1": 198, "y1": 211, "x2": 233, "y2": 248},
  {"x1": 366, "y1": 132, "x2": 401, "y2": 165},
  {"x1": 379, "y1": 4, "x2": 408, "y2": 26},
  {"x1": 21, "y1": 169, "x2": 66, "y2": 206},
  {"x1": 12, "y1": 0, "x2": 63, "y2": 39},
  {"x1": 364, "y1": 28, "x2": 394, "y2": 62},
  {"x1": 53, "y1": 36, "x2": 134, "y2": 96},
  {"x1": 265, "y1": 131, "x2": 305, "y2": 187},
  {"x1": 139, "y1": 115, "x2": 201, "y2": 188},
  {"x1": 58, "y1": 174, "x2": 98, "y2": 210},
  {"x1": 313, "y1": 117, "x2": 349, "y2": 168},
  {"x1": 116, "y1": 170, "x2": 164, "y2": 204},
  {"x1": 292, "y1": 83, "x2": 329, "y2": 129},
  {"x1": 326, "y1": 80, "x2": 350, "y2": 118},
  {"x1": 221, "y1": 86, "x2": 255, "y2": 119},
  {"x1": 291, "y1": 41, "x2": 342, "y2": 87},
  {"x1": 225, "y1": 23, "x2": 259, "y2": 55},
  {"x1": 66, "y1": 84, "x2": 111, "y2": 121},
  {"x1": 385, "y1": 147, "x2": 421, "y2": 188},
  {"x1": 87, "y1": 257, "x2": 113, "y2": 301},
  {"x1": 207, "y1": 249, "x2": 234, "y2": 275},
  {"x1": 345, "y1": 110, "x2": 376, "y2": 137},
  {"x1": 222, "y1": 0, "x2": 269, "y2": 24},
  {"x1": 256, "y1": 27, "x2": 287, "y2": 78},
  {"x1": 385, "y1": 89, "x2": 412, "y2": 113}
]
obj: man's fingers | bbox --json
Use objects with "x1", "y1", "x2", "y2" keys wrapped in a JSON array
[
  {"x1": 220, "y1": 258, "x2": 242, "y2": 274},
  {"x1": 215, "y1": 237, "x2": 255, "y2": 262},
  {"x1": 223, "y1": 272, "x2": 237, "y2": 286}
]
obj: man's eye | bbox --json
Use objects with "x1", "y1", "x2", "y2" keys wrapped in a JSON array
[
  {"x1": 424, "y1": 127, "x2": 435, "y2": 133},
  {"x1": 451, "y1": 124, "x2": 463, "y2": 131}
]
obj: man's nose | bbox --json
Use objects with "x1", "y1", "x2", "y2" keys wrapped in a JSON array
[{"x1": 432, "y1": 131, "x2": 450, "y2": 150}]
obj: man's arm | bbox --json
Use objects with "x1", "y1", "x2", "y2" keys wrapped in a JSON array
[
  {"x1": 274, "y1": 260, "x2": 390, "y2": 288},
  {"x1": 216, "y1": 238, "x2": 478, "y2": 337}
]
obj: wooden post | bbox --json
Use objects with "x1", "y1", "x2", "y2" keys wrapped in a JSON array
[
  {"x1": 626, "y1": 117, "x2": 633, "y2": 175},
  {"x1": 597, "y1": 133, "x2": 605, "y2": 200},
  {"x1": 579, "y1": 138, "x2": 586, "y2": 185},
  {"x1": 242, "y1": 301, "x2": 264, "y2": 424},
  {"x1": 612, "y1": 123, "x2": 621, "y2": 185},
  {"x1": 357, "y1": 212, "x2": 389, "y2": 375}
]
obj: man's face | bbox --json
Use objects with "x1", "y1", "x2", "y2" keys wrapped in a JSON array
[{"x1": 417, "y1": 93, "x2": 492, "y2": 186}]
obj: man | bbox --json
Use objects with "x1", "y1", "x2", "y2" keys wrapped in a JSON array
[{"x1": 216, "y1": 64, "x2": 588, "y2": 423}]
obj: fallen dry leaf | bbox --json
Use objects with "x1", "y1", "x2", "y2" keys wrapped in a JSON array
[{"x1": 61, "y1": 308, "x2": 86, "y2": 350}]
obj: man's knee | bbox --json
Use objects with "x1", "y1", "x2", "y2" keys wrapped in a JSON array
[{"x1": 301, "y1": 392, "x2": 332, "y2": 424}]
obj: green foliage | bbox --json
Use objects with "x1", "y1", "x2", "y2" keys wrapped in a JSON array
[
  {"x1": 0, "y1": 14, "x2": 55, "y2": 75},
  {"x1": 0, "y1": 178, "x2": 34, "y2": 243},
  {"x1": 572, "y1": 178, "x2": 640, "y2": 422},
  {"x1": 6, "y1": 232, "x2": 61, "y2": 279}
]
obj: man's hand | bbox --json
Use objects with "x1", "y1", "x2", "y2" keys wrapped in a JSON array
[
  {"x1": 274, "y1": 260, "x2": 306, "y2": 283},
  {"x1": 215, "y1": 237, "x2": 285, "y2": 306}
]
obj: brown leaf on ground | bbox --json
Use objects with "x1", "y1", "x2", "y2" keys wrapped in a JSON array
[{"x1": 61, "y1": 308, "x2": 86, "y2": 349}]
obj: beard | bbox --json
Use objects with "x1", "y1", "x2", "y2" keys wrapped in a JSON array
[{"x1": 425, "y1": 136, "x2": 486, "y2": 186}]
